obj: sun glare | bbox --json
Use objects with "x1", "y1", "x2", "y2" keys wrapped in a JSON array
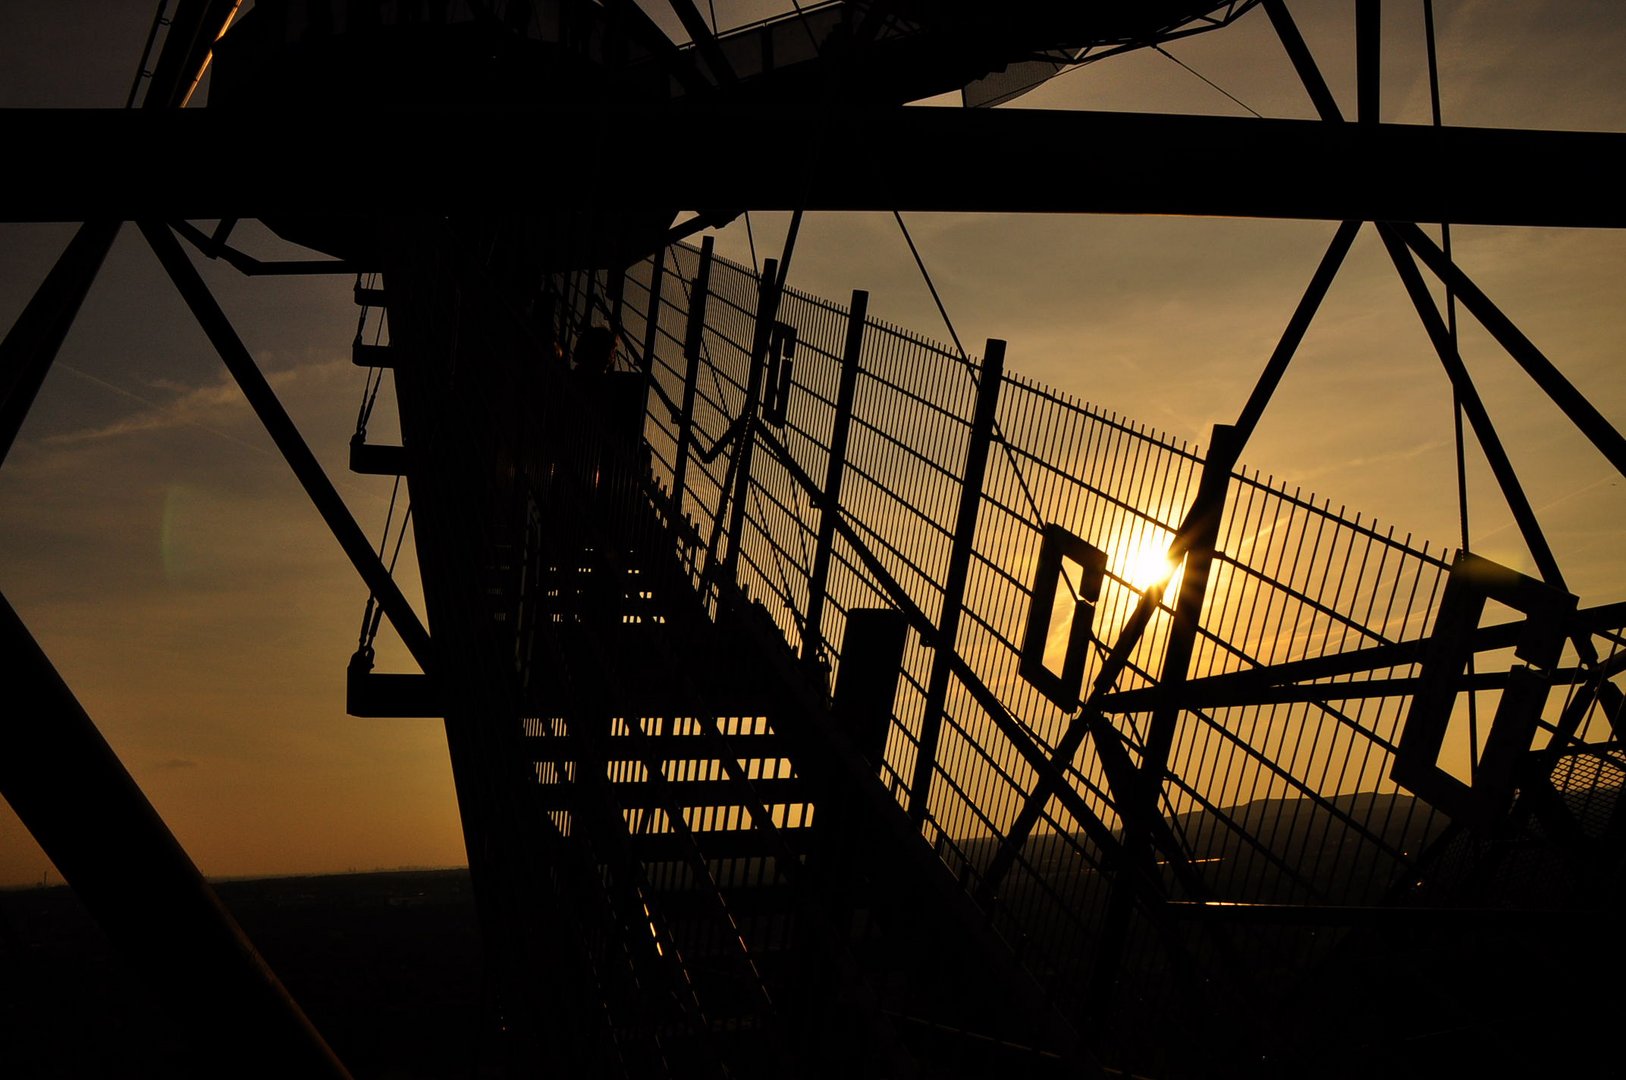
[{"x1": 1120, "y1": 529, "x2": 1180, "y2": 594}]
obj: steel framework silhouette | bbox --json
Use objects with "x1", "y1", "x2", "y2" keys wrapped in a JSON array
[{"x1": 3, "y1": 2, "x2": 1623, "y2": 1077}]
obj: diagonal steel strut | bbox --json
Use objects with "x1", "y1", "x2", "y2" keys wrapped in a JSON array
[{"x1": 140, "y1": 221, "x2": 435, "y2": 673}]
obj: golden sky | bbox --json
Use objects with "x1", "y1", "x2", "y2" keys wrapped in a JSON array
[{"x1": 1, "y1": 1, "x2": 1623, "y2": 886}]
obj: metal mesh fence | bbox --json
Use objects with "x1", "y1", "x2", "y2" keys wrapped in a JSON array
[{"x1": 554, "y1": 239, "x2": 1621, "y2": 1019}]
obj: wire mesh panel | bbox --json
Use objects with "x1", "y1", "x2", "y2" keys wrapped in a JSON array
[{"x1": 598, "y1": 241, "x2": 1623, "y2": 1034}]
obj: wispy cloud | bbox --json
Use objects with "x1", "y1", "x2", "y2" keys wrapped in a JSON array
[{"x1": 43, "y1": 359, "x2": 346, "y2": 454}]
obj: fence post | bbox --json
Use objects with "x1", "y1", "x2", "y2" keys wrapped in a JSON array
[
  {"x1": 802, "y1": 289, "x2": 869, "y2": 677},
  {"x1": 639, "y1": 246, "x2": 666, "y2": 379},
  {"x1": 1141, "y1": 423, "x2": 1239, "y2": 780},
  {"x1": 1089, "y1": 422, "x2": 1238, "y2": 1013},
  {"x1": 908, "y1": 339, "x2": 1006, "y2": 826},
  {"x1": 669, "y1": 236, "x2": 714, "y2": 528},
  {"x1": 721, "y1": 258, "x2": 780, "y2": 592}
]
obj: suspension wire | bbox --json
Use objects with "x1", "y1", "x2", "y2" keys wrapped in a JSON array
[
  {"x1": 783, "y1": 0, "x2": 824, "y2": 57},
  {"x1": 890, "y1": 210, "x2": 1078, "y2": 596},
  {"x1": 353, "y1": 273, "x2": 391, "y2": 437},
  {"x1": 1423, "y1": 1, "x2": 1468, "y2": 555},
  {"x1": 1423, "y1": 0, "x2": 1481, "y2": 775},
  {"x1": 358, "y1": 472, "x2": 404, "y2": 646},
  {"x1": 892, "y1": 210, "x2": 971, "y2": 362},
  {"x1": 126, "y1": 1, "x2": 171, "y2": 108},
  {"x1": 364, "y1": 503, "x2": 414, "y2": 650},
  {"x1": 1153, "y1": 43, "x2": 1263, "y2": 118},
  {"x1": 744, "y1": 211, "x2": 761, "y2": 277}
]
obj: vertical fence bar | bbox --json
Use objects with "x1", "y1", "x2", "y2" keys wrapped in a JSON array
[
  {"x1": 802, "y1": 289, "x2": 869, "y2": 677},
  {"x1": 1090, "y1": 424, "x2": 1239, "y2": 1014},
  {"x1": 670, "y1": 237, "x2": 714, "y2": 524},
  {"x1": 908, "y1": 339, "x2": 1006, "y2": 825},
  {"x1": 721, "y1": 257, "x2": 780, "y2": 592},
  {"x1": 640, "y1": 247, "x2": 666, "y2": 378},
  {"x1": 1144, "y1": 424, "x2": 1240, "y2": 780},
  {"x1": 609, "y1": 263, "x2": 625, "y2": 332}
]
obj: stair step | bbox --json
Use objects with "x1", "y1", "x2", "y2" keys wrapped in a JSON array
[
  {"x1": 525, "y1": 731, "x2": 787, "y2": 764},
  {"x1": 645, "y1": 879, "x2": 798, "y2": 918},
  {"x1": 535, "y1": 776, "x2": 808, "y2": 812},
  {"x1": 628, "y1": 824, "x2": 814, "y2": 862},
  {"x1": 349, "y1": 440, "x2": 406, "y2": 475},
  {"x1": 525, "y1": 685, "x2": 778, "y2": 717},
  {"x1": 351, "y1": 341, "x2": 395, "y2": 368},
  {"x1": 347, "y1": 670, "x2": 440, "y2": 718}
]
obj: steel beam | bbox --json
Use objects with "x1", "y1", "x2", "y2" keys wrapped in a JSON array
[
  {"x1": 0, "y1": 221, "x2": 120, "y2": 466},
  {"x1": 1392, "y1": 220, "x2": 1626, "y2": 479},
  {"x1": 1231, "y1": 220, "x2": 1359, "y2": 444},
  {"x1": 1375, "y1": 224, "x2": 1569, "y2": 594},
  {"x1": 0, "y1": 590, "x2": 350, "y2": 1078},
  {"x1": 1263, "y1": 0, "x2": 1345, "y2": 123},
  {"x1": 140, "y1": 221, "x2": 435, "y2": 672},
  {"x1": 5, "y1": 108, "x2": 1626, "y2": 226}
]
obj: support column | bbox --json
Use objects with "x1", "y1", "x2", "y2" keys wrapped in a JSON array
[
  {"x1": 1140, "y1": 423, "x2": 1239, "y2": 780},
  {"x1": 908, "y1": 340, "x2": 1006, "y2": 825},
  {"x1": 1090, "y1": 425, "x2": 1237, "y2": 1014},
  {"x1": 802, "y1": 289, "x2": 868, "y2": 677},
  {"x1": 669, "y1": 236, "x2": 714, "y2": 525}
]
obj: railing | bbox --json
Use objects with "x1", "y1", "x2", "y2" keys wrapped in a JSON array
[{"x1": 545, "y1": 241, "x2": 1623, "y2": 1022}]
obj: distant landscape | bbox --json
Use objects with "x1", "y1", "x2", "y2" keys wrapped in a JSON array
[{"x1": 0, "y1": 869, "x2": 491, "y2": 1079}]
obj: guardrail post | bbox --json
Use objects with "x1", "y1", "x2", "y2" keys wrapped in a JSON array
[
  {"x1": 908, "y1": 340, "x2": 1006, "y2": 825},
  {"x1": 720, "y1": 257, "x2": 780, "y2": 591},
  {"x1": 1090, "y1": 423, "x2": 1237, "y2": 1013},
  {"x1": 639, "y1": 246, "x2": 666, "y2": 379},
  {"x1": 1141, "y1": 423, "x2": 1239, "y2": 780},
  {"x1": 801, "y1": 288, "x2": 869, "y2": 677},
  {"x1": 669, "y1": 236, "x2": 713, "y2": 527}
]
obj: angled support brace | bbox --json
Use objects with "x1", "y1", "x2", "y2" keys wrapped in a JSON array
[
  {"x1": 0, "y1": 220, "x2": 121, "y2": 467},
  {"x1": 0, "y1": 590, "x2": 351, "y2": 1078},
  {"x1": 1391, "y1": 220, "x2": 1626, "y2": 479},
  {"x1": 660, "y1": 0, "x2": 738, "y2": 85},
  {"x1": 1375, "y1": 224, "x2": 1567, "y2": 595},
  {"x1": 173, "y1": 219, "x2": 356, "y2": 276},
  {"x1": 140, "y1": 221, "x2": 435, "y2": 673},
  {"x1": 1263, "y1": 0, "x2": 1345, "y2": 123},
  {"x1": 1232, "y1": 219, "x2": 1360, "y2": 443}
]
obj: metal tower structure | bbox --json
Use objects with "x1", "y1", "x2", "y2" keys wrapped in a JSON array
[{"x1": 3, "y1": 2, "x2": 1623, "y2": 1077}]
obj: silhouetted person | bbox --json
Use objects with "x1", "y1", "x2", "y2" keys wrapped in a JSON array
[{"x1": 574, "y1": 325, "x2": 618, "y2": 375}]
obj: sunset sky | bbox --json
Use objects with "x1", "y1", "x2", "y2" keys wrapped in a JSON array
[{"x1": 2, "y1": 1, "x2": 1623, "y2": 886}]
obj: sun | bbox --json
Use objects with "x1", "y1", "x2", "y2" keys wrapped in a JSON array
[{"x1": 1118, "y1": 527, "x2": 1180, "y2": 595}]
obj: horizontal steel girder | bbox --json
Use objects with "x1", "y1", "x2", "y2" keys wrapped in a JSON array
[{"x1": 3, "y1": 106, "x2": 1623, "y2": 226}]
